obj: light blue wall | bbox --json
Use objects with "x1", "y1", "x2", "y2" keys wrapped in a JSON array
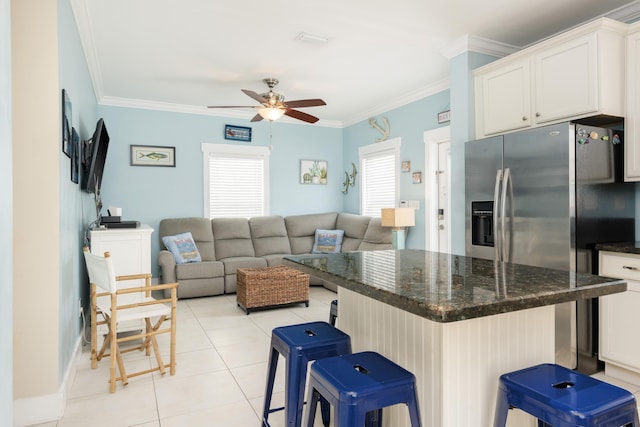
[
  {"x1": 58, "y1": 0, "x2": 98, "y2": 381},
  {"x1": 96, "y1": 106, "x2": 343, "y2": 275},
  {"x1": 449, "y1": 51, "x2": 497, "y2": 255},
  {"x1": 343, "y1": 91, "x2": 450, "y2": 249},
  {"x1": 1, "y1": 0, "x2": 12, "y2": 423}
]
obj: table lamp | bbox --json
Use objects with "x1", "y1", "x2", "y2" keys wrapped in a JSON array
[{"x1": 381, "y1": 208, "x2": 415, "y2": 249}]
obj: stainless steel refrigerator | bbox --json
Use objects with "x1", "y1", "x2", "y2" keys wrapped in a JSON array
[{"x1": 465, "y1": 120, "x2": 635, "y2": 374}]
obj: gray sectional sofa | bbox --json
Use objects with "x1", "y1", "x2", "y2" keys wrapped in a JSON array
[{"x1": 158, "y1": 212, "x2": 392, "y2": 299}]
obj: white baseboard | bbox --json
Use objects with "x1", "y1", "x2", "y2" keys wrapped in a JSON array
[{"x1": 13, "y1": 336, "x2": 83, "y2": 427}]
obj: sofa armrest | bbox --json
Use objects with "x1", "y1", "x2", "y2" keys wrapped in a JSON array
[{"x1": 158, "y1": 249, "x2": 177, "y2": 283}]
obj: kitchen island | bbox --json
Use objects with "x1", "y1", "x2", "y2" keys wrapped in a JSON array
[{"x1": 283, "y1": 249, "x2": 626, "y2": 427}]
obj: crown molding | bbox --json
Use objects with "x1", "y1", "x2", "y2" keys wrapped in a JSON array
[
  {"x1": 98, "y1": 96, "x2": 343, "y2": 128},
  {"x1": 342, "y1": 78, "x2": 451, "y2": 128},
  {"x1": 441, "y1": 35, "x2": 520, "y2": 60},
  {"x1": 606, "y1": 0, "x2": 640, "y2": 22},
  {"x1": 70, "y1": 0, "x2": 103, "y2": 103}
]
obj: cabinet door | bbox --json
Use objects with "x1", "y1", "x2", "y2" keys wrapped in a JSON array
[
  {"x1": 534, "y1": 34, "x2": 598, "y2": 123},
  {"x1": 476, "y1": 58, "x2": 531, "y2": 136},
  {"x1": 625, "y1": 31, "x2": 640, "y2": 181},
  {"x1": 599, "y1": 252, "x2": 640, "y2": 373}
]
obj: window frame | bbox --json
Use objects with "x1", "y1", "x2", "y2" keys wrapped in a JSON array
[
  {"x1": 358, "y1": 137, "x2": 401, "y2": 217},
  {"x1": 201, "y1": 143, "x2": 270, "y2": 218}
]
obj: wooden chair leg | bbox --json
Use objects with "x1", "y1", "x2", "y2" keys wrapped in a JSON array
[
  {"x1": 147, "y1": 318, "x2": 166, "y2": 375},
  {"x1": 115, "y1": 346, "x2": 128, "y2": 386},
  {"x1": 90, "y1": 284, "x2": 98, "y2": 369},
  {"x1": 170, "y1": 287, "x2": 177, "y2": 376}
]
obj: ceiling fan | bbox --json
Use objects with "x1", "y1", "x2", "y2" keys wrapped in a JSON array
[{"x1": 207, "y1": 78, "x2": 326, "y2": 124}]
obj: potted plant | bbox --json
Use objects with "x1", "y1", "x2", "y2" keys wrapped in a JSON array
[
  {"x1": 310, "y1": 161, "x2": 320, "y2": 184},
  {"x1": 319, "y1": 167, "x2": 327, "y2": 184},
  {"x1": 303, "y1": 172, "x2": 312, "y2": 183}
]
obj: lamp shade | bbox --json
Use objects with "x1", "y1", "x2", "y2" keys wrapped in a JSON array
[
  {"x1": 381, "y1": 208, "x2": 415, "y2": 228},
  {"x1": 258, "y1": 107, "x2": 285, "y2": 121}
]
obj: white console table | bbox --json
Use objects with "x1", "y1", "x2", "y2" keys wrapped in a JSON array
[{"x1": 89, "y1": 224, "x2": 154, "y2": 334}]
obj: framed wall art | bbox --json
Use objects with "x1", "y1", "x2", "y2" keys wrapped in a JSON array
[
  {"x1": 224, "y1": 125, "x2": 252, "y2": 142},
  {"x1": 300, "y1": 159, "x2": 328, "y2": 184},
  {"x1": 130, "y1": 145, "x2": 176, "y2": 167},
  {"x1": 62, "y1": 89, "x2": 72, "y2": 157},
  {"x1": 70, "y1": 128, "x2": 79, "y2": 183}
]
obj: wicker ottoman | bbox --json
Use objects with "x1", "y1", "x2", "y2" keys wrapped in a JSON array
[{"x1": 236, "y1": 265, "x2": 310, "y2": 314}]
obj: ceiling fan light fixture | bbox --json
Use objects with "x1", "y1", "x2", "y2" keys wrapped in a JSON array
[{"x1": 258, "y1": 107, "x2": 285, "y2": 121}]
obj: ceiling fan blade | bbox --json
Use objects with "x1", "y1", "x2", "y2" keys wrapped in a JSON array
[
  {"x1": 250, "y1": 113, "x2": 264, "y2": 123},
  {"x1": 207, "y1": 105, "x2": 258, "y2": 108},
  {"x1": 285, "y1": 109, "x2": 320, "y2": 124},
  {"x1": 242, "y1": 89, "x2": 267, "y2": 104},
  {"x1": 284, "y1": 99, "x2": 326, "y2": 108}
]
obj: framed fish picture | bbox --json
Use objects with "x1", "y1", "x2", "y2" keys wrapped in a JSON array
[{"x1": 130, "y1": 144, "x2": 176, "y2": 167}]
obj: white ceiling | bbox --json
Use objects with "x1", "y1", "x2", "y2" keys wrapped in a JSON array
[{"x1": 71, "y1": 0, "x2": 640, "y2": 127}]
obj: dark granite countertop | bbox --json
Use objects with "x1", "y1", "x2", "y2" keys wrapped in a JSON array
[
  {"x1": 283, "y1": 249, "x2": 626, "y2": 323},
  {"x1": 595, "y1": 242, "x2": 640, "y2": 255}
]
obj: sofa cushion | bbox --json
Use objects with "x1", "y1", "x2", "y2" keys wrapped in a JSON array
[
  {"x1": 220, "y1": 257, "x2": 267, "y2": 274},
  {"x1": 285, "y1": 212, "x2": 338, "y2": 254},
  {"x1": 336, "y1": 213, "x2": 371, "y2": 252},
  {"x1": 249, "y1": 216, "x2": 291, "y2": 257},
  {"x1": 160, "y1": 217, "x2": 216, "y2": 261},
  {"x1": 176, "y1": 260, "x2": 224, "y2": 280},
  {"x1": 162, "y1": 232, "x2": 202, "y2": 264},
  {"x1": 212, "y1": 218, "x2": 256, "y2": 259},
  {"x1": 312, "y1": 229, "x2": 345, "y2": 254},
  {"x1": 357, "y1": 217, "x2": 393, "y2": 251}
]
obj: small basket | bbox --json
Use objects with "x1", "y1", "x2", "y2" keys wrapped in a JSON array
[{"x1": 237, "y1": 265, "x2": 309, "y2": 313}]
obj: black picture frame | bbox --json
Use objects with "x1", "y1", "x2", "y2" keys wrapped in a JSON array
[
  {"x1": 70, "y1": 128, "x2": 79, "y2": 183},
  {"x1": 224, "y1": 124, "x2": 252, "y2": 142},
  {"x1": 62, "y1": 89, "x2": 72, "y2": 157}
]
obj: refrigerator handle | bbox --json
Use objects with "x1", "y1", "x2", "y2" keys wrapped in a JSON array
[
  {"x1": 493, "y1": 169, "x2": 503, "y2": 262},
  {"x1": 501, "y1": 168, "x2": 513, "y2": 263}
]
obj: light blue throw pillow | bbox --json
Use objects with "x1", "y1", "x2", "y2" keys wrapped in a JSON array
[
  {"x1": 162, "y1": 232, "x2": 202, "y2": 264},
  {"x1": 312, "y1": 229, "x2": 345, "y2": 254}
]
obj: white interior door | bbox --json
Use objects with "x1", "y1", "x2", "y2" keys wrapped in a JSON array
[
  {"x1": 437, "y1": 141, "x2": 451, "y2": 253},
  {"x1": 424, "y1": 127, "x2": 451, "y2": 253}
]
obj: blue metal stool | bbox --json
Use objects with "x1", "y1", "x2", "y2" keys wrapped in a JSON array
[
  {"x1": 262, "y1": 321, "x2": 351, "y2": 427},
  {"x1": 305, "y1": 351, "x2": 422, "y2": 427},
  {"x1": 329, "y1": 299, "x2": 338, "y2": 326},
  {"x1": 494, "y1": 363, "x2": 640, "y2": 427}
]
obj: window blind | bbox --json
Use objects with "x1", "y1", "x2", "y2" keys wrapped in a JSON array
[
  {"x1": 202, "y1": 144, "x2": 270, "y2": 219},
  {"x1": 359, "y1": 138, "x2": 400, "y2": 218}
]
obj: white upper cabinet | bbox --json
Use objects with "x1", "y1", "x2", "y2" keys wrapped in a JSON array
[
  {"x1": 625, "y1": 24, "x2": 640, "y2": 181},
  {"x1": 477, "y1": 58, "x2": 531, "y2": 135},
  {"x1": 475, "y1": 18, "x2": 626, "y2": 139}
]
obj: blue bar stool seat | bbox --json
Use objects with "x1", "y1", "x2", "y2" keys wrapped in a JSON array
[
  {"x1": 262, "y1": 321, "x2": 351, "y2": 427},
  {"x1": 305, "y1": 351, "x2": 422, "y2": 427},
  {"x1": 494, "y1": 363, "x2": 640, "y2": 427},
  {"x1": 329, "y1": 299, "x2": 338, "y2": 326}
]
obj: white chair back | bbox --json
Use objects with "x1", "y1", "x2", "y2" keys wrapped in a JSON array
[{"x1": 83, "y1": 248, "x2": 118, "y2": 293}]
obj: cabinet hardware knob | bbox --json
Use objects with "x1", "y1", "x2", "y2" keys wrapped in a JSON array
[
  {"x1": 622, "y1": 265, "x2": 638, "y2": 270},
  {"x1": 536, "y1": 112, "x2": 541, "y2": 117},
  {"x1": 522, "y1": 116, "x2": 528, "y2": 121}
]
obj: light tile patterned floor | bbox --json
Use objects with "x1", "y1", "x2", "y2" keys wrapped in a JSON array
[{"x1": 28, "y1": 286, "x2": 640, "y2": 427}]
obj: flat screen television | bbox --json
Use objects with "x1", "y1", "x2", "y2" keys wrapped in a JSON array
[{"x1": 81, "y1": 118, "x2": 109, "y2": 193}]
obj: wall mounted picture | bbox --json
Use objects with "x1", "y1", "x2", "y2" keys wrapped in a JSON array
[
  {"x1": 300, "y1": 159, "x2": 328, "y2": 184},
  {"x1": 62, "y1": 89, "x2": 72, "y2": 157},
  {"x1": 130, "y1": 145, "x2": 176, "y2": 167},
  {"x1": 402, "y1": 160, "x2": 411, "y2": 172},
  {"x1": 224, "y1": 124, "x2": 252, "y2": 142},
  {"x1": 412, "y1": 171, "x2": 422, "y2": 184},
  {"x1": 70, "y1": 128, "x2": 79, "y2": 183}
]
